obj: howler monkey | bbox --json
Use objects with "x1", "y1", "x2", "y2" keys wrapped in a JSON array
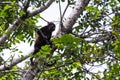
[{"x1": 30, "y1": 22, "x2": 56, "y2": 65}]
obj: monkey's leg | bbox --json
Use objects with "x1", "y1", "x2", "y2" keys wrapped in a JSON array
[{"x1": 30, "y1": 47, "x2": 40, "y2": 65}]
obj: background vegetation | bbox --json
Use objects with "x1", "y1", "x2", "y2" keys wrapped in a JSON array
[{"x1": 0, "y1": 0, "x2": 120, "y2": 80}]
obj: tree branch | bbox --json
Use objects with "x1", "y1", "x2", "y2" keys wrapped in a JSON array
[
  {"x1": 62, "y1": 0, "x2": 90, "y2": 33},
  {"x1": 0, "y1": 18, "x2": 23, "y2": 44},
  {"x1": 0, "y1": 52, "x2": 30, "y2": 71},
  {"x1": 0, "y1": 1, "x2": 11, "y2": 5},
  {"x1": 28, "y1": 0, "x2": 55, "y2": 17}
]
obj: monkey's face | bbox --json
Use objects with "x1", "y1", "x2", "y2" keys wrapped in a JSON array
[{"x1": 48, "y1": 22, "x2": 55, "y2": 31}]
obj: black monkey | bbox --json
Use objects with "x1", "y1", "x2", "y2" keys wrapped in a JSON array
[{"x1": 30, "y1": 22, "x2": 56, "y2": 65}]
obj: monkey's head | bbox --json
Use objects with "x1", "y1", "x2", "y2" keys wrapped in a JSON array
[{"x1": 47, "y1": 22, "x2": 55, "y2": 32}]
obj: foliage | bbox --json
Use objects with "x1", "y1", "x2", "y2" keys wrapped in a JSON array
[
  {"x1": 0, "y1": 0, "x2": 120, "y2": 80},
  {"x1": 0, "y1": 66, "x2": 21, "y2": 80}
]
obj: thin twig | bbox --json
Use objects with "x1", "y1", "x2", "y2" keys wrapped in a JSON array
[
  {"x1": 62, "y1": 0, "x2": 70, "y2": 18},
  {"x1": 40, "y1": 16, "x2": 49, "y2": 23}
]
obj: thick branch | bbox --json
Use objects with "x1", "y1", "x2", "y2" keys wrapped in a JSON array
[
  {"x1": 0, "y1": 18, "x2": 22, "y2": 44},
  {"x1": 0, "y1": 53, "x2": 30, "y2": 71},
  {"x1": 22, "y1": 66, "x2": 39, "y2": 80},
  {"x1": 62, "y1": 0, "x2": 90, "y2": 33},
  {"x1": 28, "y1": 0, "x2": 55, "y2": 17}
]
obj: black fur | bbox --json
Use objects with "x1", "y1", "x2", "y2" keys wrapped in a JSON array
[{"x1": 30, "y1": 22, "x2": 55, "y2": 65}]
